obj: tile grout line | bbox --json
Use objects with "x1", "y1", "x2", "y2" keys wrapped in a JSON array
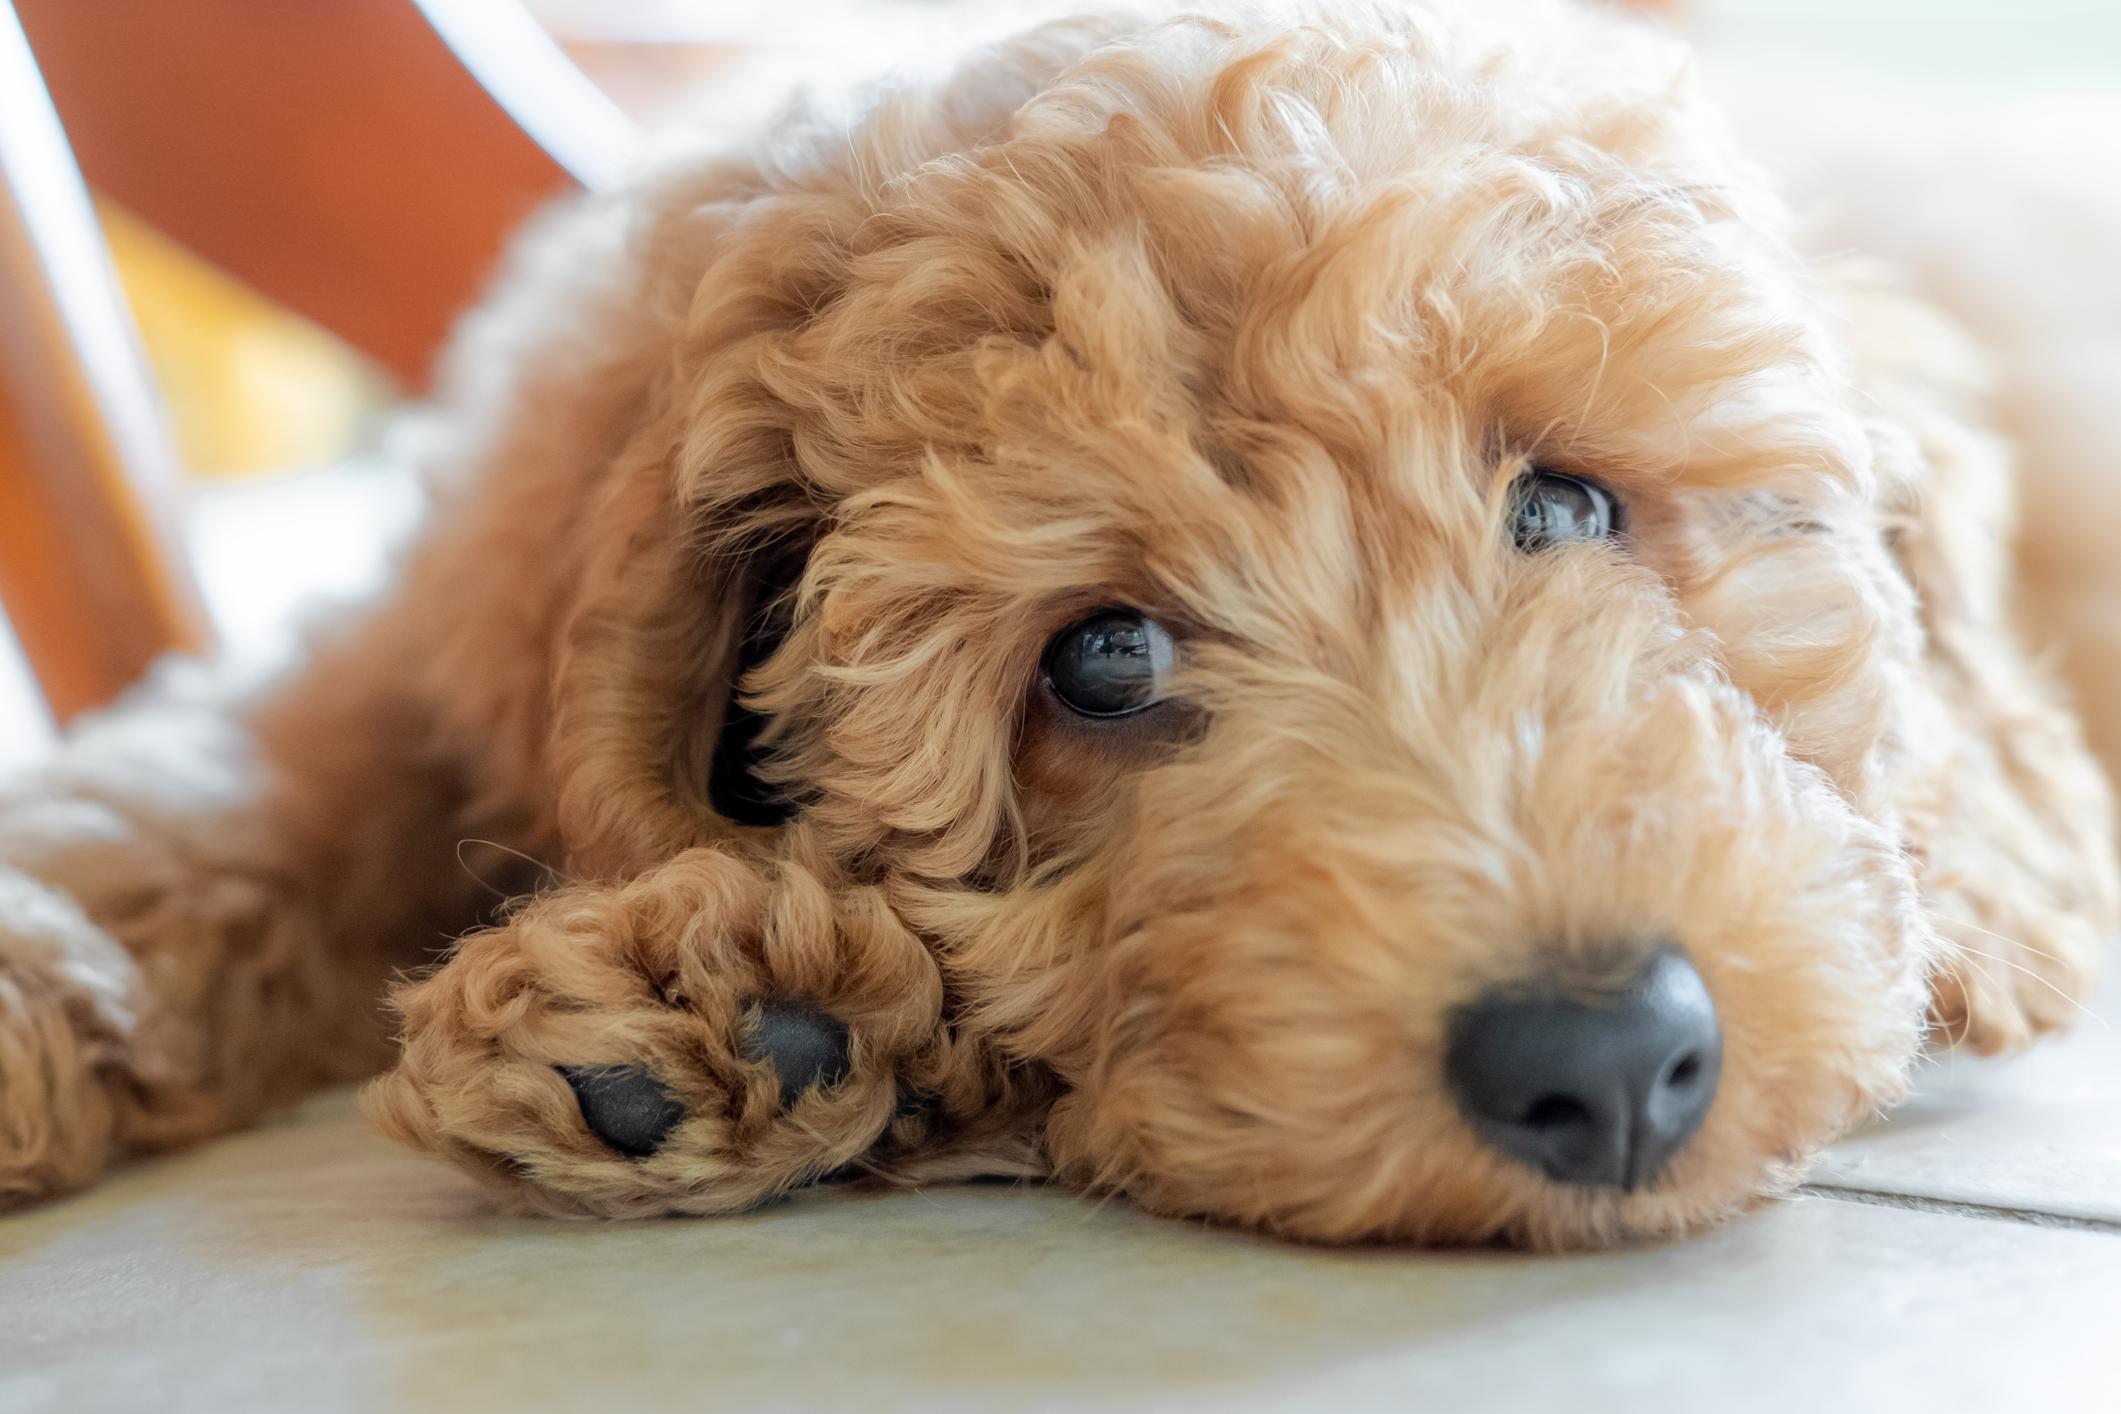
[{"x1": 1797, "y1": 1183, "x2": 2121, "y2": 1236}]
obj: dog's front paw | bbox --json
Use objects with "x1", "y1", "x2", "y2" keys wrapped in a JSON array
[
  {"x1": 557, "y1": 1001, "x2": 849, "y2": 1158},
  {"x1": 361, "y1": 848, "x2": 941, "y2": 1216}
]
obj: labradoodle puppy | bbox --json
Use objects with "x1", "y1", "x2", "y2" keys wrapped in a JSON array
[{"x1": 3, "y1": 0, "x2": 2115, "y2": 1249}]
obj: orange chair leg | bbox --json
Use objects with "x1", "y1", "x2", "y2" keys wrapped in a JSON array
[{"x1": 0, "y1": 2, "x2": 207, "y2": 725}]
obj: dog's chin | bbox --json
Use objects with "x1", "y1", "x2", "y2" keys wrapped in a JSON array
[
  {"x1": 1044, "y1": 916, "x2": 1928, "y2": 1249},
  {"x1": 1044, "y1": 1042, "x2": 1908, "y2": 1250},
  {"x1": 1036, "y1": 825, "x2": 1932, "y2": 1248}
]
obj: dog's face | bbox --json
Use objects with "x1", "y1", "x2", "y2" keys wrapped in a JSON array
[{"x1": 565, "y1": 2, "x2": 1942, "y2": 1246}]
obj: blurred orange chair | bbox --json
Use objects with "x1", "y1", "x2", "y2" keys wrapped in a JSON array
[{"x1": 0, "y1": 0, "x2": 627, "y2": 723}]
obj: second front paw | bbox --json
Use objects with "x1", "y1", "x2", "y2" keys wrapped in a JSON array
[{"x1": 361, "y1": 848, "x2": 942, "y2": 1216}]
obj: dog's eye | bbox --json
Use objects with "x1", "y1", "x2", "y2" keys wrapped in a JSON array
[
  {"x1": 1045, "y1": 609, "x2": 1175, "y2": 718},
  {"x1": 1510, "y1": 470, "x2": 1619, "y2": 550}
]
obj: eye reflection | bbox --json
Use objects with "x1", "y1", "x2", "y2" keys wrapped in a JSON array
[
  {"x1": 1510, "y1": 470, "x2": 1620, "y2": 550},
  {"x1": 1044, "y1": 609, "x2": 1176, "y2": 718}
]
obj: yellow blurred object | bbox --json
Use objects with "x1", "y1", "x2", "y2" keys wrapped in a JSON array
[{"x1": 98, "y1": 204, "x2": 386, "y2": 480}]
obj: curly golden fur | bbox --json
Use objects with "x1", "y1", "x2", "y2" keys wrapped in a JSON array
[{"x1": 3, "y1": 0, "x2": 2115, "y2": 1248}]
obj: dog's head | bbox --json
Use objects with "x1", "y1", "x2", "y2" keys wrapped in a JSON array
[{"x1": 526, "y1": 0, "x2": 1942, "y2": 1246}]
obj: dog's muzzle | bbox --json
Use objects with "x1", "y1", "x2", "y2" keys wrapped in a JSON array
[{"x1": 1444, "y1": 948, "x2": 1723, "y2": 1190}]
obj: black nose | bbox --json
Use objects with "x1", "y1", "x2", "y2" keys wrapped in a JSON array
[{"x1": 1445, "y1": 949, "x2": 1722, "y2": 1190}]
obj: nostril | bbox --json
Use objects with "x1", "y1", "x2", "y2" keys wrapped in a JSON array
[
  {"x1": 1665, "y1": 1051, "x2": 1703, "y2": 1089},
  {"x1": 1520, "y1": 1093, "x2": 1593, "y2": 1133}
]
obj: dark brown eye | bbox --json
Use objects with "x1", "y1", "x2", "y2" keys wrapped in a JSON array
[
  {"x1": 1510, "y1": 470, "x2": 1620, "y2": 550},
  {"x1": 1045, "y1": 609, "x2": 1175, "y2": 718}
]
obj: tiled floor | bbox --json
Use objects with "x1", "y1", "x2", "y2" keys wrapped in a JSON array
[
  {"x1": 1811, "y1": 1017, "x2": 2121, "y2": 1228},
  {"x1": 1, "y1": 986, "x2": 2116, "y2": 1414}
]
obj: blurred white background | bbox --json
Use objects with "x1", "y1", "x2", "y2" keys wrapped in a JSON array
[{"x1": 1710, "y1": 0, "x2": 2117, "y2": 79}]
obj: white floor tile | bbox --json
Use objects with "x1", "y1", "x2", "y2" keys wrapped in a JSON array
[
  {"x1": 1813, "y1": 969, "x2": 2121, "y2": 1223},
  {"x1": 2, "y1": 1089, "x2": 2117, "y2": 1414}
]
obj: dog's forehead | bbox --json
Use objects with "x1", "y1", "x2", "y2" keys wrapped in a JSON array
[
  {"x1": 827, "y1": 20, "x2": 1834, "y2": 481},
  {"x1": 743, "y1": 7, "x2": 1870, "y2": 625}
]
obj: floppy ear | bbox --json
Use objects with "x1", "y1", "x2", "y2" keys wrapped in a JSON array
[
  {"x1": 543, "y1": 445, "x2": 822, "y2": 877},
  {"x1": 533, "y1": 16, "x2": 1180, "y2": 878},
  {"x1": 1837, "y1": 270, "x2": 2119, "y2": 1053},
  {"x1": 1683, "y1": 258, "x2": 2116, "y2": 1053},
  {"x1": 703, "y1": 543, "x2": 808, "y2": 829},
  {"x1": 475, "y1": 165, "x2": 830, "y2": 878}
]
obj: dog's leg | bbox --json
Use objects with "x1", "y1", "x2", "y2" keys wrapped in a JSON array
[
  {"x1": 0, "y1": 625, "x2": 504, "y2": 1207},
  {"x1": 363, "y1": 845, "x2": 1047, "y2": 1215}
]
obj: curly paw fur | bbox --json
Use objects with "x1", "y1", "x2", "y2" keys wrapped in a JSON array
[{"x1": 361, "y1": 849, "x2": 1034, "y2": 1216}]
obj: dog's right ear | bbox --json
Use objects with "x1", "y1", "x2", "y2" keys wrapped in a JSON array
[
  {"x1": 546, "y1": 463, "x2": 821, "y2": 875},
  {"x1": 705, "y1": 541, "x2": 807, "y2": 829}
]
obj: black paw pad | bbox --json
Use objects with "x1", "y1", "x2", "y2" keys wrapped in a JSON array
[
  {"x1": 560, "y1": 1064, "x2": 687, "y2": 1158},
  {"x1": 740, "y1": 1000, "x2": 851, "y2": 1107}
]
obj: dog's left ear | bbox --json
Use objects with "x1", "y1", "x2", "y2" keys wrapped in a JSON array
[
  {"x1": 1689, "y1": 258, "x2": 2116, "y2": 1054},
  {"x1": 1830, "y1": 272, "x2": 2120, "y2": 1053}
]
